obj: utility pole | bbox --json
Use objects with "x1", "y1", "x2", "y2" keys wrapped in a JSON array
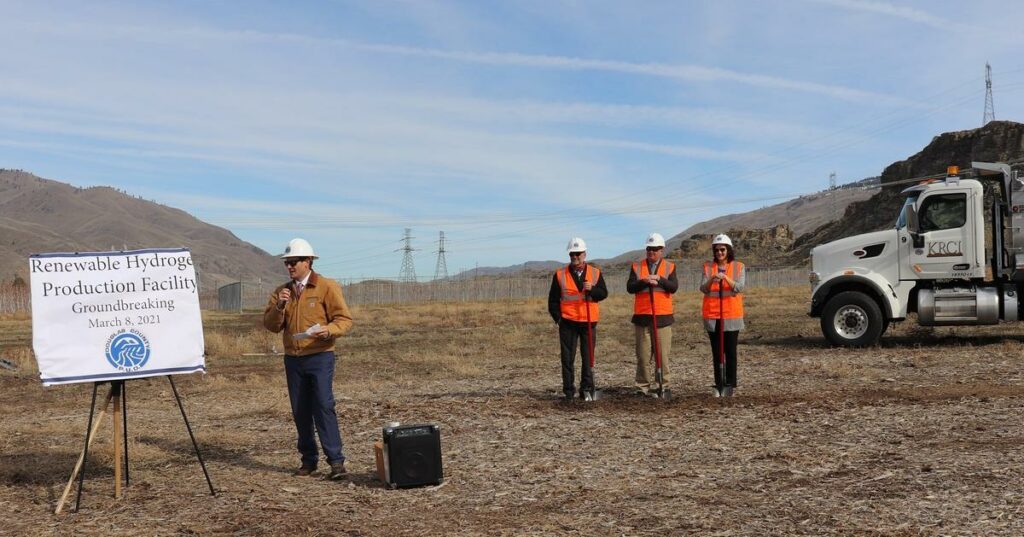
[
  {"x1": 396, "y1": 228, "x2": 417, "y2": 282},
  {"x1": 433, "y1": 231, "x2": 449, "y2": 281},
  {"x1": 983, "y1": 62, "x2": 995, "y2": 125},
  {"x1": 829, "y1": 171, "x2": 837, "y2": 215}
]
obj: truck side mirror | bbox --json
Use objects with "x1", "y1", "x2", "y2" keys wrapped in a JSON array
[
  {"x1": 906, "y1": 204, "x2": 925, "y2": 248},
  {"x1": 906, "y1": 203, "x2": 919, "y2": 233}
]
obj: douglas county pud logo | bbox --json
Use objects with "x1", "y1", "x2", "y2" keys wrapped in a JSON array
[{"x1": 105, "y1": 329, "x2": 152, "y2": 372}]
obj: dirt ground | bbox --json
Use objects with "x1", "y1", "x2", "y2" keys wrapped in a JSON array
[{"x1": 1, "y1": 286, "x2": 1023, "y2": 536}]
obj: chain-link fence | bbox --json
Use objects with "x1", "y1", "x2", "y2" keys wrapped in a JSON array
[
  {"x1": 213, "y1": 266, "x2": 810, "y2": 310},
  {"x1": 1, "y1": 267, "x2": 810, "y2": 314}
]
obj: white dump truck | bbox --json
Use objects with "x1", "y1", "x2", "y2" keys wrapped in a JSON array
[{"x1": 809, "y1": 161, "x2": 1023, "y2": 346}]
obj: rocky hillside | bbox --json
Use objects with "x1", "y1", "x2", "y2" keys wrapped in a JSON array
[
  {"x1": 0, "y1": 170, "x2": 282, "y2": 290},
  {"x1": 675, "y1": 225, "x2": 796, "y2": 266}
]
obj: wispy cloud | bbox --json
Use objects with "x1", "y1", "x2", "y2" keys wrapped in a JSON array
[
  {"x1": 805, "y1": 0, "x2": 949, "y2": 28},
  {"x1": 349, "y1": 42, "x2": 917, "y2": 106},
  {"x1": 9, "y1": 18, "x2": 916, "y2": 106},
  {"x1": 0, "y1": 79, "x2": 781, "y2": 206},
  {"x1": 527, "y1": 134, "x2": 769, "y2": 162}
]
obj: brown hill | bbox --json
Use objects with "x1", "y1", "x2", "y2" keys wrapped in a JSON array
[
  {"x1": 0, "y1": 170, "x2": 282, "y2": 291},
  {"x1": 672, "y1": 181, "x2": 877, "y2": 239}
]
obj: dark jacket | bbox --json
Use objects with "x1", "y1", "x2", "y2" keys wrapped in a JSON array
[
  {"x1": 626, "y1": 259, "x2": 679, "y2": 327},
  {"x1": 547, "y1": 264, "x2": 609, "y2": 324}
]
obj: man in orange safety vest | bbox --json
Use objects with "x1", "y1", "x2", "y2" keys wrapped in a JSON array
[
  {"x1": 626, "y1": 233, "x2": 678, "y2": 399},
  {"x1": 547, "y1": 237, "x2": 608, "y2": 402}
]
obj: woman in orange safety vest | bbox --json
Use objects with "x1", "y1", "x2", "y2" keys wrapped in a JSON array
[{"x1": 699, "y1": 234, "x2": 745, "y2": 397}]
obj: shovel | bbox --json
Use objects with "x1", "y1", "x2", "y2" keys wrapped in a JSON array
[
  {"x1": 584, "y1": 290, "x2": 600, "y2": 401},
  {"x1": 649, "y1": 287, "x2": 667, "y2": 400},
  {"x1": 718, "y1": 271, "x2": 727, "y2": 397}
]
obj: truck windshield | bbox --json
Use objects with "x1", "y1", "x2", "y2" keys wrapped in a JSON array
[{"x1": 895, "y1": 193, "x2": 920, "y2": 229}]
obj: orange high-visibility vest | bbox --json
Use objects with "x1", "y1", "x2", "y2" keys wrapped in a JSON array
[
  {"x1": 702, "y1": 261, "x2": 744, "y2": 320},
  {"x1": 558, "y1": 265, "x2": 600, "y2": 322},
  {"x1": 632, "y1": 260, "x2": 675, "y2": 316}
]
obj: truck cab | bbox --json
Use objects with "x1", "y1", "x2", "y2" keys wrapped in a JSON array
[{"x1": 810, "y1": 163, "x2": 1020, "y2": 346}]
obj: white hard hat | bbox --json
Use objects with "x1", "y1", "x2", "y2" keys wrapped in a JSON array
[
  {"x1": 566, "y1": 237, "x2": 587, "y2": 253},
  {"x1": 645, "y1": 233, "x2": 666, "y2": 248},
  {"x1": 281, "y1": 238, "x2": 318, "y2": 259},
  {"x1": 711, "y1": 234, "x2": 733, "y2": 248}
]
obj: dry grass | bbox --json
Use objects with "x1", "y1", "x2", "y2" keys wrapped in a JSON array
[
  {"x1": 2, "y1": 286, "x2": 1024, "y2": 535},
  {"x1": 0, "y1": 345, "x2": 37, "y2": 377},
  {"x1": 203, "y1": 328, "x2": 280, "y2": 359},
  {"x1": 0, "y1": 311, "x2": 31, "y2": 321}
]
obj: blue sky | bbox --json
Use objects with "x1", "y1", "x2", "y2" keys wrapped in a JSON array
[{"x1": 2, "y1": 0, "x2": 1023, "y2": 280}]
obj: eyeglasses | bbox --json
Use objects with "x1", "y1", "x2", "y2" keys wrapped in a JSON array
[
  {"x1": 284, "y1": 258, "x2": 308, "y2": 266},
  {"x1": 646, "y1": 247, "x2": 664, "y2": 252},
  {"x1": 569, "y1": 252, "x2": 585, "y2": 257},
  {"x1": 713, "y1": 247, "x2": 728, "y2": 253}
]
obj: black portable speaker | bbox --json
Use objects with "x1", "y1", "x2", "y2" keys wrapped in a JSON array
[{"x1": 382, "y1": 424, "x2": 443, "y2": 488}]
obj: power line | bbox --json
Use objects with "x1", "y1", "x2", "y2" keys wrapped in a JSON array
[
  {"x1": 316, "y1": 164, "x2": 1024, "y2": 274},
  {"x1": 208, "y1": 73, "x2": 996, "y2": 234},
  {"x1": 205, "y1": 80, "x2": 991, "y2": 234}
]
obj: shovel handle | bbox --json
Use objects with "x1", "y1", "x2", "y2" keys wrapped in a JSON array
[
  {"x1": 648, "y1": 286, "x2": 664, "y2": 397},
  {"x1": 649, "y1": 287, "x2": 661, "y2": 369},
  {"x1": 718, "y1": 270, "x2": 726, "y2": 389},
  {"x1": 584, "y1": 290, "x2": 595, "y2": 368}
]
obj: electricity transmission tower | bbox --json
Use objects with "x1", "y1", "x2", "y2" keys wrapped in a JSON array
[
  {"x1": 983, "y1": 62, "x2": 995, "y2": 125},
  {"x1": 396, "y1": 228, "x2": 417, "y2": 282},
  {"x1": 433, "y1": 231, "x2": 449, "y2": 281},
  {"x1": 829, "y1": 172, "x2": 837, "y2": 214}
]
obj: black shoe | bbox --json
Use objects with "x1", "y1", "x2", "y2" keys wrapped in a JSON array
[
  {"x1": 328, "y1": 461, "x2": 349, "y2": 480},
  {"x1": 562, "y1": 393, "x2": 575, "y2": 403},
  {"x1": 293, "y1": 464, "x2": 317, "y2": 477}
]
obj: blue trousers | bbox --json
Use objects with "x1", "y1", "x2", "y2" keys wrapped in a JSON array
[{"x1": 284, "y1": 351, "x2": 345, "y2": 467}]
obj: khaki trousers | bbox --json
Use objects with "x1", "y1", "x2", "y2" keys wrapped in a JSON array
[{"x1": 635, "y1": 324, "x2": 673, "y2": 391}]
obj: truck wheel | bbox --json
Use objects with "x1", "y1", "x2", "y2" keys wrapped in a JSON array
[{"x1": 821, "y1": 291, "x2": 884, "y2": 347}]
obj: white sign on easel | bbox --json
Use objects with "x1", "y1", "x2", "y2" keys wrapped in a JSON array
[{"x1": 30, "y1": 248, "x2": 205, "y2": 386}]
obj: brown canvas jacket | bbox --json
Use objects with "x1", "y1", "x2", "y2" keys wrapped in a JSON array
[{"x1": 262, "y1": 271, "x2": 354, "y2": 356}]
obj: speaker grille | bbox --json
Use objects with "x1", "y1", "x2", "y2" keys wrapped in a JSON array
[{"x1": 383, "y1": 424, "x2": 443, "y2": 488}]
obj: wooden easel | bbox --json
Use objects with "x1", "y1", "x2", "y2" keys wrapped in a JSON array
[{"x1": 55, "y1": 377, "x2": 215, "y2": 514}]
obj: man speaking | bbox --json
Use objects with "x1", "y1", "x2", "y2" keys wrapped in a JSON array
[{"x1": 263, "y1": 238, "x2": 354, "y2": 480}]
